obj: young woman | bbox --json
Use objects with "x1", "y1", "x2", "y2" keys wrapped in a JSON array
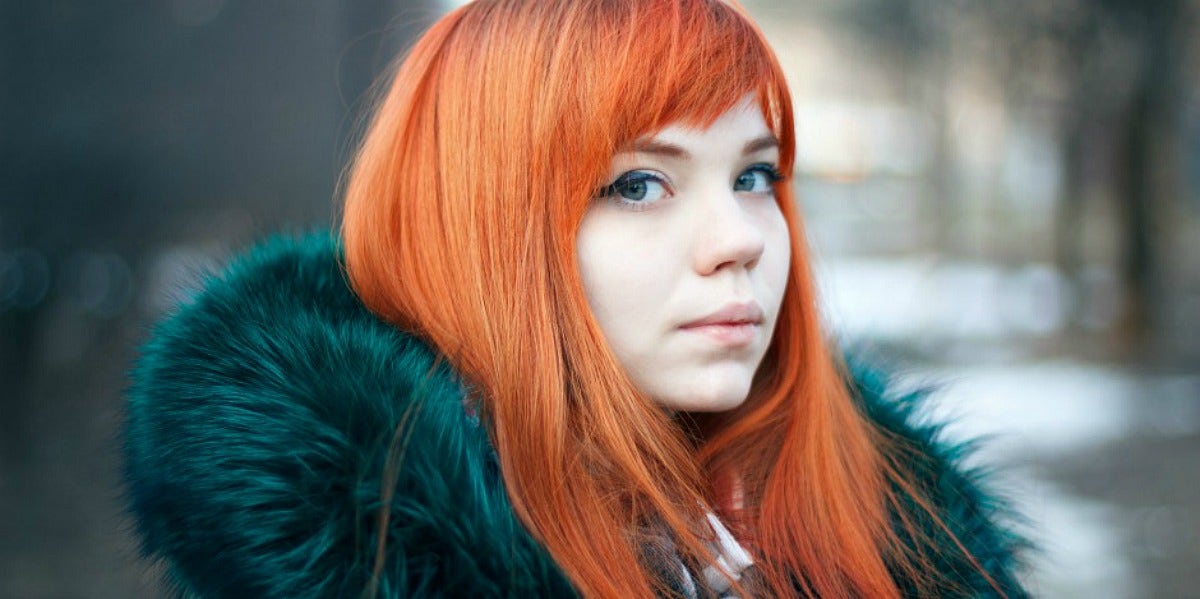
[{"x1": 124, "y1": 0, "x2": 1029, "y2": 597}]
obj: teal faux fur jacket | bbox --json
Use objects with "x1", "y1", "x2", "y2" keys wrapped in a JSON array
[{"x1": 123, "y1": 232, "x2": 1029, "y2": 598}]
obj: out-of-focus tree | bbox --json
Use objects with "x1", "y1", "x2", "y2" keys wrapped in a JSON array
[
  {"x1": 985, "y1": 0, "x2": 1195, "y2": 348},
  {"x1": 834, "y1": 0, "x2": 1199, "y2": 350},
  {"x1": 831, "y1": 0, "x2": 963, "y2": 252}
]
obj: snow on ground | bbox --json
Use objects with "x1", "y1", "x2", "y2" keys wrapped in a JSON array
[{"x1": 812, "y1": 256, "x2": 1169, "y2": 598}]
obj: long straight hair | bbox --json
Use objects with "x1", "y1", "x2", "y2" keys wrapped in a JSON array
[{"x1": 341, "y1": 0, "x2": 991, "y2": 596}]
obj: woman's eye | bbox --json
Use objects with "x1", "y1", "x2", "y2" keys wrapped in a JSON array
[
  {"x1": 597, "y1": 171, "x2": 671, "y2": 208},
  {"x1": 734, "y1": 164, "x2": 783, "y2": 194}
]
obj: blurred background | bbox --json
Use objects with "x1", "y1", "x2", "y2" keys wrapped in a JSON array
[{"x1": 1, "y1": 0, "x2": 1197, "y2": 596}]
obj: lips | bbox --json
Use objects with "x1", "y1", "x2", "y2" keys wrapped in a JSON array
[
  {"x1": 680, "y1": 302, "x2": 764, "y2": 329},
  {"x1": 679, "y1": 302, "x2": 764, "y2": 347}
]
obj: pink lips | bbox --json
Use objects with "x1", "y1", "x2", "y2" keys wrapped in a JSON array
[{"x1": 679, "y1": 302, "x2": 764, "y2": 347}]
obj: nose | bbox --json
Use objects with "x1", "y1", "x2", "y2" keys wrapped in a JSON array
[{"x1": 692, "y1": 191, "x2": 767, "y2": 276}]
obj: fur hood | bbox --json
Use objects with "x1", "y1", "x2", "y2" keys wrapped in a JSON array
[{"x1": 123, "y1": 232, "x2": 1028, "y2": 597}]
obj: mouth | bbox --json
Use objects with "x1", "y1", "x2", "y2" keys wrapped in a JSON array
[{"x1": 679, "y1": 302, "x2": 764, "y2": 347}]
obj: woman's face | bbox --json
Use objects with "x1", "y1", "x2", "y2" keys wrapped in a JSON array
[{"x1": 577, "y1": 98, "x2": 791, "y2": 413}]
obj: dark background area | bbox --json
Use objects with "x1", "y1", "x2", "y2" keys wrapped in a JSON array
[
  {"x1": 1, "y1": 2, "x2": 438, "y2": 595},
  {"x1": 2, "y1": 0, "x2": 1198, "y2": 596}
]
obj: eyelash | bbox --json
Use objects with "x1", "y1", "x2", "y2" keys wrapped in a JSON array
[
  {"x1": 595, "y1": 163, "x2": 785, "y2": 211},
  {"x1": 743, "y1": 163, "x2": 785, "y2": 189},
  {"x1": 595, "y1": 171, "x2": 670, "y2": 211},
  {"x1": 764, "y1": 163, "x2": 786, "y2": 180}
]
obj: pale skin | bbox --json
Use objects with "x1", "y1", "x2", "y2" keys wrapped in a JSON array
[{"x1": 576, "y1": 97, "x2": 792, "y2": 413}]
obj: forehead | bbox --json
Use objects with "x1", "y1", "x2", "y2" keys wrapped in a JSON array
[{"x1": 640, "y1": 99, "x2": 773, "y2": 150}]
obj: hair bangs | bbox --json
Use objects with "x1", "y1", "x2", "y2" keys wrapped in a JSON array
[{"x1": 581, "y1": 0, "x2": 792, "y2": 161}]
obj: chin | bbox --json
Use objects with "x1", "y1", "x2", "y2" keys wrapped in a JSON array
[{"x1": 656, "y1": 380, "x2": 752, "y2": 413}]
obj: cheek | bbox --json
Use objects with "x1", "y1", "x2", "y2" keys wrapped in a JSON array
[
  {"x1": 752, "y1": 204, "x2": 793, "y2": 320},
  {"x1": 577, "y1": 218, "x2": 629, "y2": 323},
  {"x1": 575, "y1": 212, "x2": 671, "y2": 352}
]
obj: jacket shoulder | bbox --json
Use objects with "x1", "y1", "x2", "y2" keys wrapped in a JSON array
[
  {"x1": 124, "y1": 232, "x2": 573, "y2": 597},
  {"x1": 846, "y1": 355, "x2": 1031, "y2": 598}
]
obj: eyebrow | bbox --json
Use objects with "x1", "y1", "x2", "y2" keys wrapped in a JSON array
[
  {"x1": 622, "y1": 134, "x2": 779, "y2": 159},
  {"x1": 742, "y1": 135, "x2": 779, "y2": 155}
]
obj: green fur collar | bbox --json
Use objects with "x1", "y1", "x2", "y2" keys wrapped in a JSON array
[{"x1": 123, "y1": 232, "x2": 1027, "y2": 597}]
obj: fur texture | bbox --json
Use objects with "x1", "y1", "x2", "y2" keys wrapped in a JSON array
[{"x1": 123, "y1": 232, "x2": 1028, "y2": 597}]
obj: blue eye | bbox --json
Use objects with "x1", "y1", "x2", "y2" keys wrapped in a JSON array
[
  {"x1": 734, "y1": 164, "x2": 783, "y2": 194},
  {"x1": 597, "y1": 171, "x2": 671, "y2": 208}
]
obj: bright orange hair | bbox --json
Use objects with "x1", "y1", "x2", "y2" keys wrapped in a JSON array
[{"x1": 341, "y1": 0, "x2": 995, "y2": 597}]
